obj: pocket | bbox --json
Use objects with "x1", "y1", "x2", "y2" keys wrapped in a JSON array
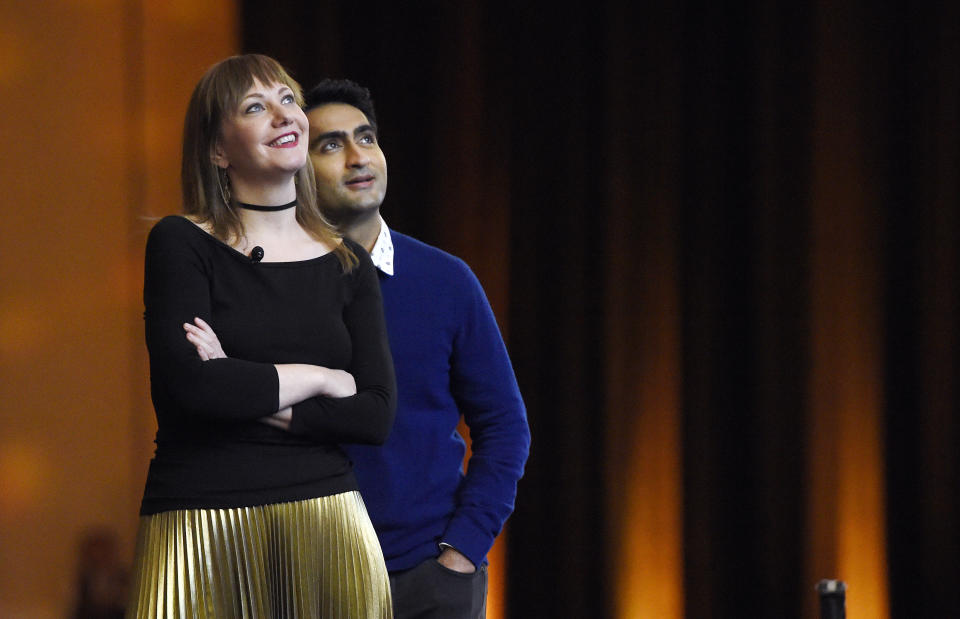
[
  {"x1": 422, "y1": 560, "x2": 487, "y2": 616},
  {"x1": 430, "y1": 558, "x2": 483, "y2": 581}
]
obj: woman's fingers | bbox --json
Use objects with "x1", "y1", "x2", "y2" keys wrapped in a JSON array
[
  {"x1": 183, "y1": 322, "x2": 213, "y2": 343},
  {"x1": 191, "y1": 317, "x2": 217, "y2": 340},
  {"x1": 185, "y1": 331, "x2": 212, "y2": 358},
  {"x1": 259, "y1": 415, "x2": 292, "y2": 432},
  {"x1": 184, "y1": 330, "x2": 209, "y2": 348},
  {"x1": 183, "y1": 318, "x2": 227, "y2": 360},
  {"x1": 258, "y1": 408, "x2": 293, "y2": 432}
]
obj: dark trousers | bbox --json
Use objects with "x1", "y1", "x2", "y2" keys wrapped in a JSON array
[{"x1": 390, "y1": 559, "x2": 487, "y2": 619}]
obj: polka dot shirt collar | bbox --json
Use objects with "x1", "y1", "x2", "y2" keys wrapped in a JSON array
[{"x1": 369, "y1": 216, "x2": 394, "y2": 276}]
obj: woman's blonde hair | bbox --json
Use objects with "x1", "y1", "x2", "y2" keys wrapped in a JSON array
[{"x1": 181, "y1": 54, "x2": 356, "y2": 271}]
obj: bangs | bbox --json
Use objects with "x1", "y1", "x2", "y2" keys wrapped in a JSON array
[{"x1": 203, "y1": 54, "x2": 304, "y2": 121}]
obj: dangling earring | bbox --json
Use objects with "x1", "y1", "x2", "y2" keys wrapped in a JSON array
[{"x1": 217, "y1": 168, "x2": 232, "y2": 207}]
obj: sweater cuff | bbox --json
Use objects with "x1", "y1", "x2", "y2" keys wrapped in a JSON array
[
  {"x1": 441, "y1": 515, "x2": 497, "y2": 568},
  {"x1": 288, "y1": 399, "x2": 311, "y2": 436}
]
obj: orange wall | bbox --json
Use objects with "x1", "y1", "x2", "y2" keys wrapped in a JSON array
[{"x1": 0, "y1": 2, "x2": 235, "y2": 616}]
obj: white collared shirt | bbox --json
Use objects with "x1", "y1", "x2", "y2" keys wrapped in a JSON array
[{"x1": 368, "y1": 216, "x2": 394, "y2": 276}]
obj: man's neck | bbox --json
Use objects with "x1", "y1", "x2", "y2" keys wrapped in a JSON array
[{"x1": 337, "y1": 210, "x2": 382, "y2": 252}]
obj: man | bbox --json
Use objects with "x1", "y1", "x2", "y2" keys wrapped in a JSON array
[{"x1": 303, "y1": 79, "x2": 530, "y2": 619}]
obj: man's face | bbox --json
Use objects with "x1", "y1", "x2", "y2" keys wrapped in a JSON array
[{"x1": 306, "y1": 103, "x2": 387, "y2": 220}]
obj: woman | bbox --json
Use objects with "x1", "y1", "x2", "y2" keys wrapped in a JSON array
[{"x1": 127, "y1": 54, "x2": 396, "y2": 618}]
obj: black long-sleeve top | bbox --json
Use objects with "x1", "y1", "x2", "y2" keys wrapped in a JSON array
[{"x1": 138, "y1": 215, "x2": 396, "y2": 515}]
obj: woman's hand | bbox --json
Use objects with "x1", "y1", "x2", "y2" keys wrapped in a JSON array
[
  {"x1": 183, "y1": 317, "x2": 226, "y2": 360},
  {"x1": 274, "y1": 365, "x2": 357, "y2": 409},
  {"x1": 260, "y1": 370, "x2": 357, "y2": 432},
  {"x1": 321, "y1": 369, "x2": 357, "y2": 398},
  {"x1": 260, "y1": 407, "x2": 292, "y2": 431}
]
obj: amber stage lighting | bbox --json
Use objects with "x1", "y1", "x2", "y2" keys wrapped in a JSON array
[
  {"x1": 807, "y1": 3, "x2": 889, "y2": 617},
  {"x1": 0, "y1": 2, "x2": 236, "y2": 616}
]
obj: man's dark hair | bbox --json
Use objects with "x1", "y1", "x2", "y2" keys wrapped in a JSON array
[{"x1": 304, "y1": 79, "x2": 378, "y2": 132}]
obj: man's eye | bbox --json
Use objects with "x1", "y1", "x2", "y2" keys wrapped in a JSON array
[
  {"x1": 358, "y1": 134, "x2": 375, "y2": 145},
  {"x1": 321, "y1": 141, "x2": 342, "y2": 152}
]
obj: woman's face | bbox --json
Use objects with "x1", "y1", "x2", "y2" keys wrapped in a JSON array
[{"x1": 213, "y1": 79, "x2": 308, "y2": 185}]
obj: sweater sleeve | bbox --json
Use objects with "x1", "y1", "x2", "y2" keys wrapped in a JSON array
[
  {"x1": 440, "y1": 263, "x2": 531, "y2": 567},
  {"x1": 288, "y1": 248, "x2": 397, "y2": 445},
  {"x1": 144, "y1": 217, "x2": 280, "y2": 418}
]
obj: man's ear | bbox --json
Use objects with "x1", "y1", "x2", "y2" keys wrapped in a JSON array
[{"x1": 211, "y1": 141, "x2": 229, "y2": 169}]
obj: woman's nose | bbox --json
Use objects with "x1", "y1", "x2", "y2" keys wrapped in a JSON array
[{"x1": 273, "y1": 107, "x2": 293, "y2": 125}]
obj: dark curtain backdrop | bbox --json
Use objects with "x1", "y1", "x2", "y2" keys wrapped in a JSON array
[{"x1": 242, "y1": 2, "x2": 959, "y2": 617}]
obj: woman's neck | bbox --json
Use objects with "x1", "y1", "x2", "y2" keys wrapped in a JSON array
[
  {"x1": 229, "y1": 175, "x2": 299, "y2": 236},
  {"x1": 229, "y1": 173, "x2": 297, "y2": 209}
]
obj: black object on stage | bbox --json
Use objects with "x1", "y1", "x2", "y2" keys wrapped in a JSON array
[{"x1": 816, "y1": 579, "x2": 847, "y2": 619}]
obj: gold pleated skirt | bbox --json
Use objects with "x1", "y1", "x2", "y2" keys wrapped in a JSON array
[{"x1": 126, "y1": 491, "x2": 391, "y2": 618}]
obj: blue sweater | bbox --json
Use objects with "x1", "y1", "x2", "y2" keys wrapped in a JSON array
[{"x1": 342, "y1": 230, "x2": 530, "y2": 571}]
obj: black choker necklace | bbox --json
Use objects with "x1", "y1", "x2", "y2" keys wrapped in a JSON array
[{"x1": 236, "y1": 200, "x2": 297, "y2": 212}]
